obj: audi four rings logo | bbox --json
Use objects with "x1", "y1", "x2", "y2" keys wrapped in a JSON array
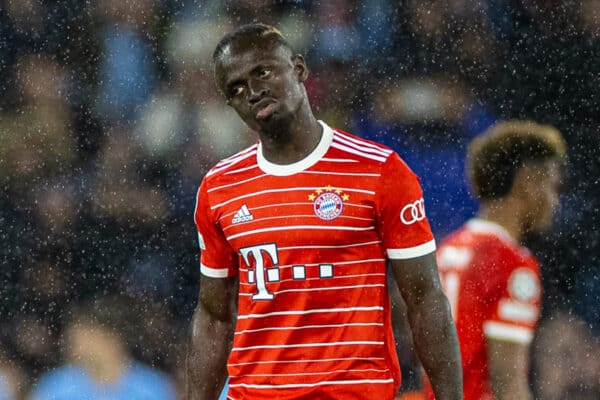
[{"x1": 400, "y1": 198, "x2": 426, "y2": 225}]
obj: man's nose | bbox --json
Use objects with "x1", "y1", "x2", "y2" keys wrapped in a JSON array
[{"x1": 248, "y1": 80, "x2": 267, "y2": 104}]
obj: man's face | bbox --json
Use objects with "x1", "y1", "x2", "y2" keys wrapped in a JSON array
[
  {"x1": 66, "y1": 323, "x2": 122, "y2": 365},
  {"x1": 214, "y1": 41, "x2": 307, "y2": 132},
  {"x1": 523, "y1": 161, "x2": 562, "y2": 233}
]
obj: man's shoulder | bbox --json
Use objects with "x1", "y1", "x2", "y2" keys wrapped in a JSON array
[
  {"x1": 124, "y1": 362, "x2": 176, "y2": 396},
  {"x1": 329, "y1": 125, "x2": 397, "y2": 160},
  {"x1": 36, "y1": 364, "x2": 86, "y2": 383},
  {"x1": 31, "y1": 365, "x2": 89, "y2": 397},
  {"x1": 203, "y1": 143, "x2": 259, "y2": 183},
  {"x1": 439, "y1": 222, "x2": 524, "y2": 269}
]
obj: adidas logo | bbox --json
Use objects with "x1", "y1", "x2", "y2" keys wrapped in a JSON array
[{"x1": 232, "y1": 204, "x2": 254, "y2": 224}]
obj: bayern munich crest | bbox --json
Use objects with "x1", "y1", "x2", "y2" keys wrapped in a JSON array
[{"x1": 309, "y1": 185, "x2": 349, "y2": 221}]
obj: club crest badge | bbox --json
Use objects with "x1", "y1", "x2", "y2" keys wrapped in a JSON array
[{"x1": 309, "y1": 185, "x2": 349, "y2": 221}]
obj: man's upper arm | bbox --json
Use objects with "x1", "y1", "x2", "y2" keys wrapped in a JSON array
[
  {"x1": 389, "y1": 252, "x2": 443, "y2": 308},
  {"x1": 198, "y1": 275, "x2": 238, "y2": 322},
  {"x1": 194, "y1": 179, "x2": 238, "y2": 278},
  {"x1": 482, "y1": 261, "x2": 541, "y2": 398}
]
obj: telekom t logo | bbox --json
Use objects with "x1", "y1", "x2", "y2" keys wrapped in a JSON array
[
  {"x1": 240, "y1": 243, "x2": 335, "y2": 301},
  {"x1": 240, "y1": 243, "x2": 279, "y2": 300}
]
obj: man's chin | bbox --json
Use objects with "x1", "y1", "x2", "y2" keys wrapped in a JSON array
[{"x1": 256, "y1": 112, "x2": 292, "y2": 131}]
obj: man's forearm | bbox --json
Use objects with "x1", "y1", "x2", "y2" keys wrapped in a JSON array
[
  {"x1": 491, "y1": 380, "x2": 533, "y2": 400},
  {"x1": 409, "y1": 290, "x2": 463, "y2": 400},
  {"x1": 187, "y1": 305, "x2": 233, "y2": 400},
  {"x1": 488, "y1": 339, "x2": 533, "y2": 400}
]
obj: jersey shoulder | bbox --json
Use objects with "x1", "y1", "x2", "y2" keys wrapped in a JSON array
[
  {"x1": 329, "y1": 127, "x2": 419, "y2": 179},
  {"x1": 332, "y1": 127, "x2": 396, "y2": 153},
  {"x1": 330, "y1": 127, "x2": 397, "y2": 163},
  {"x1": 446, "y1": 219, "x2": 521, "y2": 252},
  {"x1": 438, "y1": 219, "x2": 527, "y2": 272},
  {"x1": 202, "y1": 143, "x2": 259, "y2": 185}
]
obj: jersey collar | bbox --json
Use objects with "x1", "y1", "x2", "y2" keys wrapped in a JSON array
[
  {"x1": 257, "y1": 120, "x2": 333, "y2": 176},
  {"x1": 466, "y1": 218, "x2": 518, "y2": 245}
]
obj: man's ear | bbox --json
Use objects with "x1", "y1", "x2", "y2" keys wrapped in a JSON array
[
  {"x1": 292, "y1": 54, "x2": 309, "y2": 82},
  {"x1": 512, "y1": 165, "x2": 536, "y2": 203}
]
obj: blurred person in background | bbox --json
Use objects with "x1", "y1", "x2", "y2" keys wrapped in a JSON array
[
  {"x1": 93, "y1": 0, "x2": 157, "y2": 126},
  {"x1": 425, "y1": 120, "x2": 567, "y2": 399},
  {"x1": 487, "y1": 4, "x2": 600, "y2": 335},
  {"x1": 0, "y1": 53, "x2": 81, "y2": 376},
  {"x1": 0, "y1": 54, "x2": 76, "y2": 192},
  {"x1": 28, "y1": 297, "x2": 176, "y2": 400},
  {"x1": 354, "y1": 0, "x2": 498, "y2": 239},
  {"x1": 188, "y1": 23, "x2": 462, "y2": 400}
]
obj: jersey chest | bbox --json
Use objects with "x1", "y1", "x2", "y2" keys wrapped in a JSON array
[
  {"x1": 212, "y1": 175, "x2": 380, "y2": 253},
  {"x1": 210, "y1": 174, "x2": 385, "y2": 301}
]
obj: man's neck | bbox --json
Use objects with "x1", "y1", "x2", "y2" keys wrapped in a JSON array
[
  {"x1": 77, "y1": 348, "x2": 130, "y2": 384},
  {"x1": 258, "y1": 102, "x2": 322, "y2": 165},
  {"x1": 477, "y1": 198, "x2": 524, "y2": 244}
]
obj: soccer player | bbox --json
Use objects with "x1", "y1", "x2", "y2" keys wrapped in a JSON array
[
  {"x1": 425, "y1": 120, "x2": 567, "y2": 399},
  {"x1": 187, "y1": 24, "x2": 463, "y2": 400}
]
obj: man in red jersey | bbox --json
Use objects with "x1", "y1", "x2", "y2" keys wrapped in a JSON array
[
  {"x1": 186, "y1": 24, "x2": 462, "y2": 400},
  {"x1": 425, "y1": 120, "x2": 567, "y2": 400}
]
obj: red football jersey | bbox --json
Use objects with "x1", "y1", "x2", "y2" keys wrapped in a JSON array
[
  {"x1": 194, "y1": 121, "x2": 436, "y2": 400},
  {"x1": 425, "y1": 219, "x2": 542, "y2": 400}
]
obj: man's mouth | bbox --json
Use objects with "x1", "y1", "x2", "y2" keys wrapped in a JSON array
[{"x1": 256, "y1": 102, "x2": 277, "y2": 119}]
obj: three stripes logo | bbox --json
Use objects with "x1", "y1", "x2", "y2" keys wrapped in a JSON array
[{"x1": 232, "y1": 204, "x2": 254, "y2": 224}]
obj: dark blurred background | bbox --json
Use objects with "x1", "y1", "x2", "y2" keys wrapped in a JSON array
[{"x1": 0, "y1": 0, "x2": 598, "y2": 399}]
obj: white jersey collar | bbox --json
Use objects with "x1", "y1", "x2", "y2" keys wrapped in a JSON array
[
  {"x1": 466, "y1": 218, "x2": 518, "y2": 245},
  {"x1": 257, "y1": 120, "x2": 333, "y2": 176}
]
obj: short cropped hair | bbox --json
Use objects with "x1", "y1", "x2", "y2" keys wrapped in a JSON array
[
  {"x1": 213, "y1": 23, "x2": 293, "y2": 62},
  {"x1": 467, "y1": 120, "x2": 567, "y2": 200}
]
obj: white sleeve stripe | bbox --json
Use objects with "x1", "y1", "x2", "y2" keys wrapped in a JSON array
[
  {"x1": 498, "y1": 299, "x2": 539, "y2": 323},
  {"x1": 200, "y1": 263, "x2": 229, "y2": 278},
  {"x1": 386, "y1": 240, "x2": 436, "y2": 260},
  {"x1": 483, "y1": 321, "x2": 534, "y2": 344}
]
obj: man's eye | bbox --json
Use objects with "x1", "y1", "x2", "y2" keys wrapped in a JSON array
[
  {"x1": 259, "y1": 69, "x2": 271, "y2": 79},
  {"x1": 231, "y1": 86, "x2": 244, "y2": 97}
]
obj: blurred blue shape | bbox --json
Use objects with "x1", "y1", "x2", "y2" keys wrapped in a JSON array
[
  {"x1": 96, "y1": 25, "x2": 155, "y2": 125},
  {"x1": 355, "y1": 104, "x2": 496, "y2": 239},
  {"x1": 0, "y1": 375, "x2": 13, "y2": 400},
  {"x1": 29, "y1": 363, "x2": 176, "y2": 400}
]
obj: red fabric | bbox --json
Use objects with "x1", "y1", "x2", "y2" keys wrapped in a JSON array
[
  {"x1": 425, "y1": 220, "x2": 541, "y2": 400},
  {"x1": 194, "y1": 125, "x2": 435, "y2": 399}
]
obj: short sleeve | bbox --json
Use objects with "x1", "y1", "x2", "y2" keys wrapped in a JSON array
[
  {"x1": 483, "y1": 261, "x2": 542, "y2": 344},
  {"x1": 376, "y1": 153, "x2": 436, "y2": 260},
  {"x1": 194, "y1": 178, "x2": 238, "y2": 278}
]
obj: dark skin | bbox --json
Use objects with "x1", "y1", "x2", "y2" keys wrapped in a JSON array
[
  {"x1": 187, "y1": 37, "x2": 463, "y2": 400},
  {"x1": 214, "y1": 38, "x2": 322, "y2": 165}
]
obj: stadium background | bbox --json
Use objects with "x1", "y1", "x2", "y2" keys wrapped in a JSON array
[{"x1": 0, "y1": 0, "x2": 598, "y2": 398}]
